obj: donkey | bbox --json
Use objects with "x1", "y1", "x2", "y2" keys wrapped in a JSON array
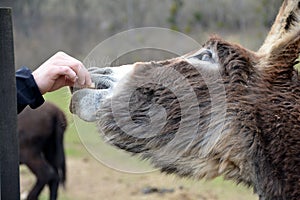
[
  {"x1": 70, "y1": 0, "x2": 300, "y2": 199},
  {"x1": 18, "y1": 102, "x2": 67, "y2": 200}
]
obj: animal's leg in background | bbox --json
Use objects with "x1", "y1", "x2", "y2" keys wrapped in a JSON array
[
  {"x1": 25, "y1": 153, "x2": 58, "y2": 200},
  {"x1": 43, "y1": 122, "x2": 66, "y2": 200},
  {"x1": 44, "y1": 149, "x2": 60, "y2": 200},
  {"x1": 48, "y1": 178, "x2": 59, "y2": 200}
]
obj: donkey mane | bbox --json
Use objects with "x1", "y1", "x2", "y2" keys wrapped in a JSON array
[{"x1": 208, "y1": 36, "x2": 258, "y2": 84}]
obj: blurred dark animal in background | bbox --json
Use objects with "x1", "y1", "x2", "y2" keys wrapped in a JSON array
[{"x1": 18, "y1": 102, "x2": 67, "y2": 200}]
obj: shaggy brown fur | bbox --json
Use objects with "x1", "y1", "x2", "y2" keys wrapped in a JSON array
[
  {"x1": 96, "y1": 35, "x2": 299, "y2": 199},
  {"x1": 71, "y1": 1, "x2": 300, "y2": 199}
]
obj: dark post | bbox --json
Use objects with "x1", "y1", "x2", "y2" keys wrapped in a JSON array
[{"x1": 0, "y1": 8, "x2": 20, "y2": 200}]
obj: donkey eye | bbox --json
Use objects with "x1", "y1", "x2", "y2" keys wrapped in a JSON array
[{"x1": 194, "y1": 50, "x2": 212, "y2": 61}]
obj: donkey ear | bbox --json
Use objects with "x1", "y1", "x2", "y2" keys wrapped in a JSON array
[
  {"x1": 258, "y1": 0, "x2": 300, "y2": 58},
  {"x1": 264, "y1": 33, "x2": 300, "y2": 75}
]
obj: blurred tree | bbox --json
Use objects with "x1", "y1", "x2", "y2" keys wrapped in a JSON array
[
  {"x1": 13, "y1": 0, "x2": 43, "y2": 37},
  {"x1": 126, "y1": 0, "x2": 134, "y2": 28},
  {"x1": 73, "y1": 0, "x2": 89, "y2": 55},
  {"x1": 167, "y1": 0, "x2": 184, "y2": 31},
  {"x1": 261, "y1": 0, "x2": 282, "y2": 28}
]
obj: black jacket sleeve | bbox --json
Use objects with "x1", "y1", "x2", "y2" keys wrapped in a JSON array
[{"x1": 16, "y1": 67, "x2": 44, "y2": 113}]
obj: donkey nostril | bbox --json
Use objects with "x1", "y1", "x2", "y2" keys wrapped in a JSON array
[
  {"x1": 96, "y1": 83, "x2": 109, "y2": 89},
  {"x1": 88, "y1": 67, "x2": 113, "y2": 75},
  {"x1": 92, "y1": 75, "x2": 115, "y2": 90},
  {"x1": 102, "y1": 68, "x2": 113, "y2": 75},
  {"x1": 96, "y1": 79, "x2": 113, "y2": 89}
]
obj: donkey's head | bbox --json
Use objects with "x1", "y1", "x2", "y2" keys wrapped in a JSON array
[{"x1": 71, "y1": 0, "x2": 300, "y2": 199}]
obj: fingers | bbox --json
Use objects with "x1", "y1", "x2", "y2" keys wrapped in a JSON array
[
  {"x1": 52, "y1": 51, "x2": 92, "y2": 86},
  {"x1": 52, "y1": 66, "x2": 77, "y2": 82},
  {"x1": 85, "y1": 69, "x2": 92, "y2": 86},
  {"x1": 32, "y1": 51, "x2": 92, "y2": 94}
]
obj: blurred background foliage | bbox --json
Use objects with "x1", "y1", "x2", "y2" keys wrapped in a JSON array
[{"x1": 1, "y1": 0, "x2": 281, "y2": 70}]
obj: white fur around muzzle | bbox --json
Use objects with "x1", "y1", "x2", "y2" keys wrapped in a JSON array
[{"x1": 71, "y1": 64, "x2": 134, "y2": 122}]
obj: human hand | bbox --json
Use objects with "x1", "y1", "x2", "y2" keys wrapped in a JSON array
[{"x1": 32, "y1": 51, "x2": 92, "y2": 94}]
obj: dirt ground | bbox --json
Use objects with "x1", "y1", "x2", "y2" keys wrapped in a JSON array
[{"x1": 20, "y1": 152, "x2": 258, "y2": 200}]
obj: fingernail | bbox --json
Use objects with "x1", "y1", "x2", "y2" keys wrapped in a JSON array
[
  {"x1": 74, "y1": 75, "x2": 78, "y2": 81},
  {"x1": 88, "y1": 82, "x2": 96, "y2": 89}
]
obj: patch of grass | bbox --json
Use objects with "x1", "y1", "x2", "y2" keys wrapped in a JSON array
[
  {"x1": 294, "y1": 55, "x2": 300, "y2": 74},
  {"x1": 39, "y1": 192, "x2": 72, "y2": 200}
]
